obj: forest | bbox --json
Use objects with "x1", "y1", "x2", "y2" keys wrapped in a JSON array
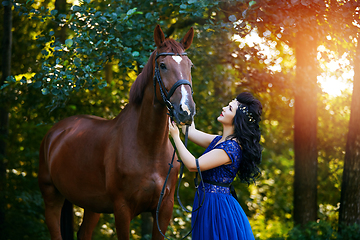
[{"x1": 0, "y1": 0, "x2": 360, "y2": 239}]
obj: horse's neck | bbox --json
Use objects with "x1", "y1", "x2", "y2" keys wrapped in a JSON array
[
  {"x1": 141, "y1": 85, "x2": 168, "y2": 136},
  {"x1": 124, "y1": 84, "x2": 169, "y2": 152}
]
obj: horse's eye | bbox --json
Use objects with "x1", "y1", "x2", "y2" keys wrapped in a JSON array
[{"x1": 160, "y1": 63, "x2": 167, "y2": 70}]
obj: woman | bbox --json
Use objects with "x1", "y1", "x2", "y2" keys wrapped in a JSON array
[{"x1": 169, "y1": 92, "x2": 262, "y2": 240}]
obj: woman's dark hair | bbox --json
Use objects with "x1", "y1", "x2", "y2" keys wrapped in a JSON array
[{"x1": 228, "y1": 92, "x2": 263, "y2": 184}]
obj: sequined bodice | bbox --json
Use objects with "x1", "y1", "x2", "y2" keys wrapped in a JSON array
[{"x1": 200, "y1": 136, "x2": 242, "y2": 194}]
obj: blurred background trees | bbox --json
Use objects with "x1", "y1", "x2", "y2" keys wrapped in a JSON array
[{"x1": 0, "y1": 0, "x2": 359, "y2": 239}]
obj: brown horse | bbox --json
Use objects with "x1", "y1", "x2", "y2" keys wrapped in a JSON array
[{"x1": 38, "y1": 25, "x2": 195, "y2": 240}]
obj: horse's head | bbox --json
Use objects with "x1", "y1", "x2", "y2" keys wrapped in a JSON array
[{"x1": 153, "y1": 25, "x2": 196, "y2": 125}]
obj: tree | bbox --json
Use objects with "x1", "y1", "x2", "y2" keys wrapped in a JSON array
[
  {"x1": 293, "y1": 27, "x2": 319, "y2": 225},
  {"x1": 339, "y1": 32, "x2": 360, "y2": 228},
  {"x1": 323, "y1": 0, "x2": 360, "y2": 229},
  {"x1": 0, "y1": 0, "x2": 12, "y2": 237}
]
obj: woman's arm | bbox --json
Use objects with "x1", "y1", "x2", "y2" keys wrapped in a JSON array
[
  {"x1": 170, "y1": 120, "x2": 231, "y2": 172},
  {"x1": 181, "y1": 121, "x2": 216, "y2": 149}
]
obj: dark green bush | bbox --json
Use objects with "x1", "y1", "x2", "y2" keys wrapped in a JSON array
[{"x1": 286, "y1": 221, "x2": 360, "y2": 240}]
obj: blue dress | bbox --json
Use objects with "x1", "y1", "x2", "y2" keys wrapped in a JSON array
[{"x1": 191, "y1": 136, "x2": 255, "y2": 240}]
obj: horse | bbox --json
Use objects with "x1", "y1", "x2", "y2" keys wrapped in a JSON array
[{"x1": 38, "y1": 25, "x2": 196, "y2": 240}]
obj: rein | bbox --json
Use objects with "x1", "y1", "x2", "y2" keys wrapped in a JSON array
[
  {"x1": 153, "y1": 52, "x2": 204, "y2": 239},
  {"x1": 156, "y1": 126, "x2": 206, "y2": 240}
]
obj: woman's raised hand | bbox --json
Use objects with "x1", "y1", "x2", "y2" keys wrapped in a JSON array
[{"x1": 168, "y1": 117, "x2": 180, "y2": 139}]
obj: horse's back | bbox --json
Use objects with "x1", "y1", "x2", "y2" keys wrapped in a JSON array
[
  {"x1": 42, "y1": 114, "x2": 110, "y2": 163},
  {"x1": 39, "y1": 114, "x2": 115, "y2": 212}
]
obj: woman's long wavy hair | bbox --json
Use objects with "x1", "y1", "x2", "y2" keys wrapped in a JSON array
[{"x1": 228, "y1": 92, "x2": 263, "y2": 184}]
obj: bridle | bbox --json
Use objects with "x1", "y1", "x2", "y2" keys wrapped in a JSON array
[
  {"x1": 154, "y1": 51, "x2": 205, "y2": 240},
  {"x1": 153, "y1": 52, "x2": 193, "y2": 120}
]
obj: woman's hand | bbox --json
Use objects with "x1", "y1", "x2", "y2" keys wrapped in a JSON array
[
  {"x1": 181, "y1": 120, "x2": 195, "y2": 135},
  {"x1": 168, "y1": 117, "x2": 180, "y2": 139}
]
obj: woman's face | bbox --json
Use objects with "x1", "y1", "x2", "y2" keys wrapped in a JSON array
[{"x1": 217, "y1": 99, "x2": 240, "y2": 125}]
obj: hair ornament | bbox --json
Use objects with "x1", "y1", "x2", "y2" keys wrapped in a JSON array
[{"x1": 239, "y1": 105, "x2": 256, "y2": 123}]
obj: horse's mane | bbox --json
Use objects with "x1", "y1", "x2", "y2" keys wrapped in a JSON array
[{"x1": 129, "y1": 39, "x2": 185, "y2": 104}]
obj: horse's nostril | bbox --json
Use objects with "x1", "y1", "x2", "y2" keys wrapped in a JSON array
[{"x1": 180, "y1": 104, "x2": 191, "y2": 116}]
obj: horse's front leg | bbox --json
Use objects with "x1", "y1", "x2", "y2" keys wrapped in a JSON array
[
  {"x1": 113, "y1": 200, "x2": 132, "y2": 240},
  {"x1": 77, "y1": 209, "x2": 100, "y2": 240},
  {"x1": 151, "y1": 193, "x2": 175, "y2": 240}
]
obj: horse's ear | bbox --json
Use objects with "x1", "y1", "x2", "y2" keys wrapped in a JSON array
[
  {"x1": 180, "y1": 27, "x2": 194, "y2": 50},
  {"x1": 154, "y1": 25, "x2": 165, "y2": 48}
]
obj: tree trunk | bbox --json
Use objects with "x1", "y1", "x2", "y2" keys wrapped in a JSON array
[
  {"x1": 338, "y1": 34, "x2": 360, "y2": 228},
  {"x1": 293, "y1": 30, "x2": 318, "y2": 226},
  {"x1": 0, "y1": 1, "x2": 12, "y2": 237}
]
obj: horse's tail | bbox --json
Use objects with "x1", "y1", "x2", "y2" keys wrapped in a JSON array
[{"x1": 60, "y1": 199, "x2": 74, "y2": 240}]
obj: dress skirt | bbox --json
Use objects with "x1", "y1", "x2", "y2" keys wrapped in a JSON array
[{"x1": 191, "y1": 190, "x2": 255, "y2": 240}]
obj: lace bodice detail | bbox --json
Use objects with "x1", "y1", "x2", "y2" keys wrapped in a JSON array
[{"x1": 200, "y1": 136, "x2": 242, "y2": 194}]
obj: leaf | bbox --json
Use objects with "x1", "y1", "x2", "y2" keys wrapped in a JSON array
[
  {"x1": 6, "y1": 76, "x2": 16, "y2": 82},
  {"x1": 50, "y1": 9, "x2": 58, "y2": 16},
  {"x1": 41, "y1": 50, "x2": 49, "y2": 56},
  {"x1": 0, "y1": 83, "x2": 9, "y2": 90},
  {"x1": 126, "y1": 8, "x2": 137, "y2": 16},
  {"x1": 249, "y1": 1, "x2": 256, "y2": 7},
  {"x1": 41, "y1": 88, "x2": 49, "y2": 95},
  {"x1": 72, "y1": 6, "x2": 82, "y2": 12},
  {"x1": 242, "y1": 9, "x2": 247, "y2": 18},
  {"x1": 132, "y1": 51, "x2": 140, "y2": 57},
  {"x1": 33, "y1": 81, "x2": 42, "y2": 89},
  {"x1": 51, "y1": 88, "x2": 60, "y2": 95},
  {"x1": 228, "y1": 15, "x2": 237, "y2": 22},
  {"x1": 74, "y1": 57, "x2": 81, "y2": 67},
  {"x1": 65, "y1": 39, "x2": 74, "y2": 48},
  {"x1": 98, "y1": 81, "x2": 107, "y2": 89}
]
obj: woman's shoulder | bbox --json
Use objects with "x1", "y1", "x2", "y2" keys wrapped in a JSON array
[
  {"x1": 224, "y1": 139, "x2": 242, "y2": 151},
  {"x1": 215, "y1": 138, "x2": 241, "y2": 154},
  {"x1": 212, "y1": 135, "x2": 222, "y2": 143},
  {"x1": 215, "y1": 139, "x2": 242, "y2": 163}
]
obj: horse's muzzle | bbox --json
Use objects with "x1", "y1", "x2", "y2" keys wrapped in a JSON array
[{"x1": 171, "y1": 104, "x2": 195, "y2": 125}]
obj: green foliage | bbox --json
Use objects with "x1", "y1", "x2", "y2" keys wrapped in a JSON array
[
  {"x1": 286, "y1": 221, "x2": 360, "y2": 240},
  {"x1": 287, "y1": 221, "x2": 336, "y2": 240},
  {"x1": 24, "y1": 0, "x2": 145, "y2": 106}
]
